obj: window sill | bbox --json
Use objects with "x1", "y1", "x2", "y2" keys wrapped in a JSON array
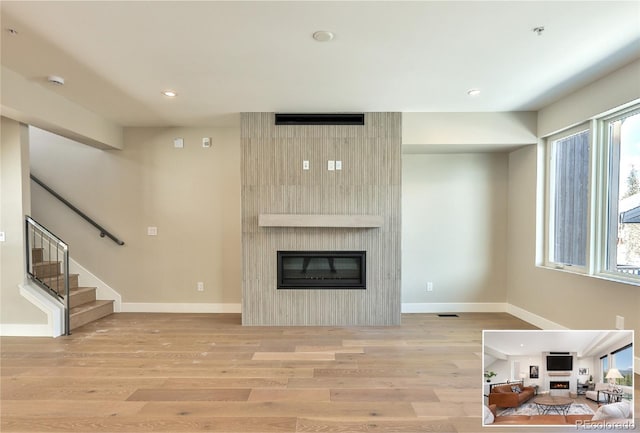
[{"x1": 537, "y1": 264, "x2": 640, "y2": 287}]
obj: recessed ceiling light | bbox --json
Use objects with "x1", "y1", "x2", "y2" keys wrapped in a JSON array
[
  {"x1": 312, "y1": 31, "x2": 334, "y2": 42},
  {"x1": 162, "y1": 90, "x2": 177, "y2": 97},
  {"x1": 47, "y1": 75, "x2": 65, "y2": 86},
  {"x1": 467, "y1": 89, "x2": 481, "y2": 96}
]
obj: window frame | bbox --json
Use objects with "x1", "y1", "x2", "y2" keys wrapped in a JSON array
[
  {"x1": 544, "y1": 123, "x2": 593, "y2": 273},
  {"x1": 600, "y1": 354, "x2": 609, "y2": 383},
  {"x1": 595, "y1": 105, "x2": 640, "y2": 282},
  {"x1": 542, "y1": 102, "x2": 640, "y2": 285}
]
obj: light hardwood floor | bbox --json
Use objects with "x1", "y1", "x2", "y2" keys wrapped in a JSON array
[{"x1": 1, "y1": 313, "x2": 636, "y2": 432}]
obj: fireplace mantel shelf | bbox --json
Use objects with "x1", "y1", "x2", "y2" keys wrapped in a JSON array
[
  {"x1": 547, "y1": 372, "x2": 572, "y2": 376},
  {"x1": 258, "y1": 214, "x2": 383, "y2": 228}
]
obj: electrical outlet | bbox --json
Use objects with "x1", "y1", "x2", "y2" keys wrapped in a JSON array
[
  {"x1": 0, "y1": 232, "x2": 5, "y2": 242},
  {"x1": 147, "y1": 226, "x2": 158, "y2": 236},
  {"x1": 615, "y1": 315, "x2": 624, "y2": 330},
  {"x1": 202, "y1": 137, "x2": 211, "y2": 148},
  {"x1": 328, "y1": 160, "x2": 335, "y2": 171},
  {"x1": 197, "y1": 282, "x2": 204, "y2": 292},
  {"x1": 173, "y1": 138, "x2": 184, "y2": 148},
  {"x1": 427, "y1": 282, "x2": 433, "y2": 292},
  {"x1": 303, "y1": 160, "x2": 309, "y2": 170},
  {"x1": 335, "y1": 160, "x2": 342, "y2": 170}
]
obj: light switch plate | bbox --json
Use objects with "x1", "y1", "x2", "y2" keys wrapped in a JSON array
[
  {"x1": 0, "y1": 232, "x2": 5, "y2": 242},
  {"x1": 328, "y1": 160, "x2": 335, "y2": 171},
  {"x1": 173, "y1": 138, "x2": 184, "y2": 148},
  {"x1": 147, "y1": 226, "x2": 158, "y2": 236},
  {"x1": 202, "y1": 137, "x2": 211, "y2": 148},
  {"x1": 303, "y1": 160, "x2": 309, "y2": 170},
  {"x1": 335, "y1": 160, "x2": 342, "y2": 170}
]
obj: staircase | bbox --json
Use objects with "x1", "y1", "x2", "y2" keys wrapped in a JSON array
[{"x1": 32, "y1": 247, "x2": 114, "y2": 330}]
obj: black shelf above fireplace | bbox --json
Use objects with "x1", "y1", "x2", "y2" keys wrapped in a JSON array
[{"x1": 277, "y1": 251, "x2": 366, "y2": 290}]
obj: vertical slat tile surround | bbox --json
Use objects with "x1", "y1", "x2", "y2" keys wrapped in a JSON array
[{"x1": 241, "y1": 113, "x2": 401, "y2": 325}]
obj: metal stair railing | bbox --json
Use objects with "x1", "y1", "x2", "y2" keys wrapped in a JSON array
[
  {"x1": 25, "y1": 216, "x2": 71, "y2": 335},
  {"x1": 30, "y1": 174, "x2": 125, "y2": 246}
]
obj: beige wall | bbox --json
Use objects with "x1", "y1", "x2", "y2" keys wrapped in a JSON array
[
  {"x1": 0, "y1": 116, "x2": 46, "y2": 325},
  {"x1": 402, "y1": 153, "x2": 508, "y2": 303},
  {"x1": 403, "y1": 112, "x2": 537, "y2": 153},
  {"x1": 509, "y1": 59, "x2": 640, "y2": 364},
  {"x1": 538, "y1": 59, "x2": 640, "y2": 137},
  {"x1": 1, "y1": 66, "x2": 123, "y2": 150},
  {"x1": 29, "y1": 126, "x2": 241, "y2": 306},
  {"x1": 507, "y1": 145, "x2": 640, "y2": 360}
]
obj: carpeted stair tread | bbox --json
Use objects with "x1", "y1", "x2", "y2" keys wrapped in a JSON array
[
  {"x1": 30, "y1": 243, "x2": 114, "y2": 330},
  {"x1": 41, "y1": 273, "x2": 79, "y2": 289},
  {"x1": 70, "y1": 299, "x2": 113, "y2": 315},
  {"x1": 32, "y1": 261, "x2": 61, "y2": 278},
  {"x1": 70, "y1": 299, "x2": 114, "y2": 329},
  {"x1": 31, "y1": 248, "x2": 44, "y2": 263},
  {"x1": 71, "y1": 286, "x2": 94, "y2": 292},
  {"x1": 69, "y1": 287, "x2": 97, "y2": 308}
]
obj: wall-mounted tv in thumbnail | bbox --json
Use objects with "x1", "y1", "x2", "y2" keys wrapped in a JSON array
[{"x1": 546, "y1": 355, "x2": 573, "y2": 371}]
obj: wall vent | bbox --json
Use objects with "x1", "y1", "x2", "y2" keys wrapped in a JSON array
[{"x1": 275, "y1": 113, "x2": 365, "y2": 126}]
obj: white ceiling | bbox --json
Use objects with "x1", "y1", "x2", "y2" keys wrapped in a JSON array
[
  {"x1": 1, "y1": 1, "x2": 639, "y2": 127},
  {"x1": 484, "y1": 330, "x2": 633, "y2": 358}
]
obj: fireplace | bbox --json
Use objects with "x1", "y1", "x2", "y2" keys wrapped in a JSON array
[
  {"x1": 550, "y1": 381, "x2": 570, "y2": 389},
  {"x1": 277, "y1": 251, "x2": 366, "y2": 289}
]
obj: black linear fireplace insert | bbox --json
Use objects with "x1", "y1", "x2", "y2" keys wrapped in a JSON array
[
  {"x1": 277, "y1": 251, "x2": 366, "y2": 289},
  {"x1": 550, "y1": 381, "x2": 570, "y2": 390}
]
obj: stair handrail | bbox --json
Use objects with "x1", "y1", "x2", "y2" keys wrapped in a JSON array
[
  {"x1": 30, "y1": 174, "x2": 125, "y2": 246},
  {"x1": 25, "y1": 216, "x2": 71, "y2": 335}
]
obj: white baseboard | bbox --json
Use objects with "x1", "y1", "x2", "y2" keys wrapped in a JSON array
[
  {"x1": 506, "y1": 303, "x2": 568, "y2": 330},
  {"x1": 121, "y1": 303, "x2": 241, "y2": 313},
  {"x1": 401, "y1": 302, "x2": 568, "y2": 331},
  {"x1": 401, "y1": 302, "x2": 508, "y2": 313},
  {"x1": 0, "y1": 323, "x2": 54, "y2": 337}
]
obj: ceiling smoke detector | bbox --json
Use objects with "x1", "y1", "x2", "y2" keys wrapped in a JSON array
[
  {"x1": 312, "y1": 31, "x2": 334, "y2": 42},
  {"x1": 47, "y1": 75, "x2": 65, "y2": 86}
]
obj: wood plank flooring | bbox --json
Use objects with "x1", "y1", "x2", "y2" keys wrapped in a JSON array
[{"x1": 0, "y1": 313, "x2": 636, "y2": 432}]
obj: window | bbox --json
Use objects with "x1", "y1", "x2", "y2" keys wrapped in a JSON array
[
  {"x1": 547, "y1": 127, "x2": 590, "y2": 268},
  {"x1": 605, "y1": 110, "x2": 640, "y2": 276},
  {"x1": 611, "y1": 343, "x2": 633, "y2": 386},
  {"x1": 544, "y1": 103, "x2": 640, "y2": 282},
  {"x1": 600, "y1": 355, "x2": 609, "y2": 383}
]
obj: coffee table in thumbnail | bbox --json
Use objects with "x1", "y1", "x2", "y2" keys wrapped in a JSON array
[{"x1": 533, "y1": 396, "x2": 573, "y2": 415}]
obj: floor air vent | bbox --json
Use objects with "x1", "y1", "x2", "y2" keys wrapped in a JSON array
[
  {"x1": 438, "y1": 314, "x2": 459, "y2": 317},
  {"x1": 275, "y1": 113, "x2": 365, "y2": 126}
]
